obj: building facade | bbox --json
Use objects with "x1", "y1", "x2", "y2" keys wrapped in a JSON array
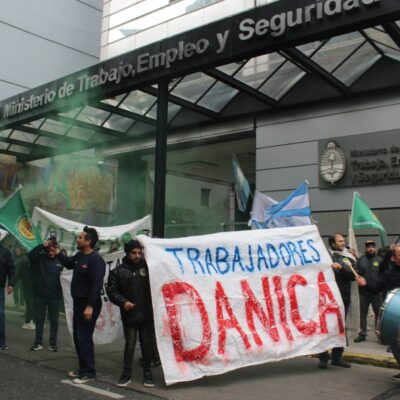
[{"x1": 0, "y1": 0, "x2": 103, "y2": 101}]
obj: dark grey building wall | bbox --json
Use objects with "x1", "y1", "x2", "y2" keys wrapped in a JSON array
[
  {"x1": 0, "y1": 0, "x2": 103, "y2": 100},
  {"x1": 256, "y1": 93, "x2": 400, "y2": 246}
]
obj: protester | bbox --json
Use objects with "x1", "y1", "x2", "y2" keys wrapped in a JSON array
[
  {"x1": 27, "y1": 241, "x2": 63, "y2": 352},
  {"x1": 106, "y1": 239, "x2": 155, "y2": 388},
  {"x1": 0, "y1": 242, "x2": 15, "y2": 350},
  {"x1": 56, "y1": 226, "x2": 105, "y2": 384},
  {"x1": 354, "y1": 240, "x2": 383, "y2": 343},
  {"x1": 17, "y1": 248, "x2": 35, "y2": 330},
  {"x1": 357, "y1": 244, "x2": 400, "y2": 381},
  {"x1": 318, "y1": 233, "x2": 355, "y2": 369}
]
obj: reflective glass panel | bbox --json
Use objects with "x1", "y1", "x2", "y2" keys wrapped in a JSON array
[
  {"x1": 41, "y1": 119, "x2": 70, "y2": 135},
  {"x1": 312, "y1": 32, "x2": 365, "y2": 72},
  {"x1": 67, "y1": 126, "x2": 94, "y2": 141},
  {"x1": 297, "y1": 41, "x2": 323, "y2": 56},
  {"x1": 11, "y1": 130, "x2": 37, "y2": 143},
  {"x1": 259, "y1": 61, "x2": 306, "y2": 100},
  {"x1": 77, "y1": 106, "x2": 110, "y2": 126},
  {"x1": 0, "y1": 142, "x2": 9, "y2": 150},
  {"x1": 147, "y1": 102, "x2": 182, "y2": 121},
  {"x1": 9, "y1": 144, "x2": 31, "y2": 154},
  {"x1": 197, "y1": 82, "x2": 239, "y2": 112},
  {"x1": 0, "y1": 129, "x2": 12, "y2": 138},
  {"x1": 171, "y1": 72, "x2": 216, "y2": 102},
  {"x1": 35, "y1": 136, "x2": 58, "y2": 148},
  {"x1": 333, "y1": 42, "x2": 381, "y2": 86},
  {"x1": 120, "y1": 90, "x2": 156, "y2": 115},
  {"x1": 233, "y1": 53, "x2": 285, "y2": 88},
  {"x1": 216, "y1": 62, "x2": 244, "y2": 76},
  {"x1": 103, "y1": 113, "x2": 134, "y2": 132},
  {"x1": 23, "y1": 119, "x2": 44, "y2": 129},
  {"x1": 59, "y1": 108, "x2": 81, "y2": 119},
  {"x1": 101, "y1": 94, "x2": 126, "y2": 107},
  {"x1": 364, "y1": 28, "x2": 400, "y2": 50}
]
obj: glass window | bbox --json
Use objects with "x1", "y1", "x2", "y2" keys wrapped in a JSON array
[
  {"x1": 0, "y1": 129, "x2": 12, "y2": 138},
  {"x1": 101, "y1": 94, "x2": 126, "y2": 107},
  {"x1": 146, "y1": 102, "x2": 182, "y2": 121},
  {"x1": 23, "y1": 119, "x2": 44, "y2": 129},
  {"x1": 197, "y1": 82, "x2": 239, "y2": 112},
  {"x1": 11, "y1": 130, "x2": 37, "y2": 143},
  {"x1": 120, "y1": 90, "x2": 156, "y2": 115},
  {"x1": 76, "y1": 106, "x2": 110, "y2": 126},
  {"x1": 200, "y1": 188, "x2": 210, "y2": 207},
  {"x1": 259, "y1": 61, "x2": 306, "y2": 100},
  {"x1": 171, "y1": 72, "x2": 216, "y2": 102},
  {"x1": 311, "y1": 32, "x2": 365, "y2": 72},
  {"x1": 103, "y1": 113, "x2": 134, "y2": 132},
  {"x1": 333, "y1": 42, "x2": 381, "y2": 86},
  {"x1": 216, "y1": 62, "x2": 244, "y2": 76},
  {"x1": 40, "y1": 119, "x2": 70, "y2": 135},
  {"x1": 59, "y1": 108, "x2": 82, "y2": 119},
  {"x1": 67, "y1": 126, "x2": 94, "y2": 141},
  {"x1": 9, "y1": 144, "x2": 31, "y2": 154},
  {"x1": 35, "y1": 136, "x2": 59, "y2": 148},
  {"x1": 0, "y1": 142, "x2": 9, "y2": 150},
  {"x1": 233, "y1": 53, "x2": 285, "y2": 89},
  {"x1": 108, "y1": 0, "x2": 221, "y2": 43}
]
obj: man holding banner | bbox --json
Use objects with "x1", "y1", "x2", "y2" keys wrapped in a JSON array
[
  {"x1": 55, "y1": 226, "x2": 105, "y2": 384},
  {"x1": 106, "y1": 239, "x2": 155, "y2": 388},
  {"x1": 318, "y1": 233, "x2": 356, "y2": 370}
]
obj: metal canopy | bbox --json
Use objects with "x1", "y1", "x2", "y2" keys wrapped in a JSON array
[{"x1": 0, "y1": 1, "x2": 400, "y2": 162}]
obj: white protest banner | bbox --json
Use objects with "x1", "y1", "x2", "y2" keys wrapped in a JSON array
[
  {"x1": 139, "y1": 225, "x2": 346, "y2": 385},
  {"x1": 32, "y1": 207, "x2": 151, "y2": 255},
  {"x1": 60, "y1": 251, "x2": 124, "y2": 345}
]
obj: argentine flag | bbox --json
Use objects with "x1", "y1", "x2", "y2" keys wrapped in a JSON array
[
  {"x1": 264, "y1": 181, "x2": 312, "y2": 228},
  {"x1": 232, "y1": 155, "x2": 251, "y2": 212}
]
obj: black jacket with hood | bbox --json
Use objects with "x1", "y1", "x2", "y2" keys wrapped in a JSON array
[{"x1": 106, "y1": 256, "x2": 152, "y2": 325}]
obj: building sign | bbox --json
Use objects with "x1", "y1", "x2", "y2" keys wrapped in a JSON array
[
  {"x1": 1, "y1": 0, "x2": 400, "y2": 127},
  {"x1": 319, "y1": 130, "x2": 400, "y2": 188}
]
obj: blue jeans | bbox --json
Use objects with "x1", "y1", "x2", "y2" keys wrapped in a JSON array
[{"x1": 0, "y1": 288, "x2": 5, "y2": 347}]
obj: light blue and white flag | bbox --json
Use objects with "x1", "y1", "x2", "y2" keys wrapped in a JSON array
[
  {"x1": 265, "y1": 181, "x2": 312, "y2": 228},
  {"x1": 232, "y1": 155, "x2": 250, "y2": 212},
  {"x1": 248, "y1": 190, "x2": 277, "y2": 229}
]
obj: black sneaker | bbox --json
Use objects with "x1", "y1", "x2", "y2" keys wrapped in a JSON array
[
  {"x1": 73, "y1": 375, "x2": 95, "y2": 384},
  {"x1": 143, "y1": 373, "x2": 155, "y2": 388},
  {"x1": 67, "y1": 370, "x2": 80, "y2": 378},
  {"x1": 117, "y1": 374, "x2": 131, "y2": 387},
  {"x1": 354, "y1": 334, "x2": 366, "y2": 343},
  {"x1": 318, "y1": 359, "x2": 328, "y2": 369},
  {"x1": 331, "y1": 360, "x2": 351, "y2": 368},
  {"x1": 30, "y1": 344, "x2": 43, "y2": 351},
  {"x1": 48, "y1": 345, "x2": 58, "y2": 352},
  {"x1": 392, "y1": 373, "x2": 400, "y2": 382},
  {"x1": 0, "y1": 345, "x2": 8, "y2": 351}
]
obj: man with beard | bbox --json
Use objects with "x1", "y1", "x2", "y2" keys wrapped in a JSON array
[
  {"x1": 55, "y1": 226, "x2": 105, "y2": 384},
  {"x1": 353, "y1": 240, "x2": 383, "y2": 343},
  {"x1": 106, "y1": 239, "x2": 155, "y2": 388},
  {"x1": 318, "y1": 233, "x2": 356, "y2": 370}
]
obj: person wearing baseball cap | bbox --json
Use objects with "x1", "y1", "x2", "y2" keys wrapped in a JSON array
[{"x1": 354, "y1": 240, "x2": 383, "y2": 343}]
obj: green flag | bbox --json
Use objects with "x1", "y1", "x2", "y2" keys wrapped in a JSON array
[
  {"x1": 351, "y1": 192, "x2": 388, "y2": 246},
  {"x1": 0, "y1": 188, "x2": 42, "y2": 250}
]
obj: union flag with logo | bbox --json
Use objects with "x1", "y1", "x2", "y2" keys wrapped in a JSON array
[{"x1": 0, "y1": 187, "x2": 41, "y2": 250}]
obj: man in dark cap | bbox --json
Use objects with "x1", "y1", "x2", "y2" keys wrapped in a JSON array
[
  {"x1": 106, "y1": 239, "x2": 155, "y2": 388},
  {"x1": 354, "y1": 240, "x2": 383, "y2": 343}
]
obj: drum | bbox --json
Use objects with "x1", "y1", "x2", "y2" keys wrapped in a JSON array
[{"x1": 376, "y1": 288, "x2": 400, "y2": 345}]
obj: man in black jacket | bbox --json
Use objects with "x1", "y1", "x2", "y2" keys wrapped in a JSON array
[
  {"x1": 106, "y1": 239, "x2": 155, "y2": 388},
  {"x1": 357, "y1": 244, "x2": 400, "y2": 381},
  {"x1": 27, "y1": 241, "x2": 63, "y2": 351},
  {"x1": 354, "y1": 240, "x2": 383, "y2": 343},
  {"x1": 0, "y1": 242, "x2": 15, "y2": 350},
  {"x1": 55, "y1": 226, "x2": 105, "y2": 384},
  {"x1": 318, "y1": 233, "x2": 355, "y2": 370}
]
